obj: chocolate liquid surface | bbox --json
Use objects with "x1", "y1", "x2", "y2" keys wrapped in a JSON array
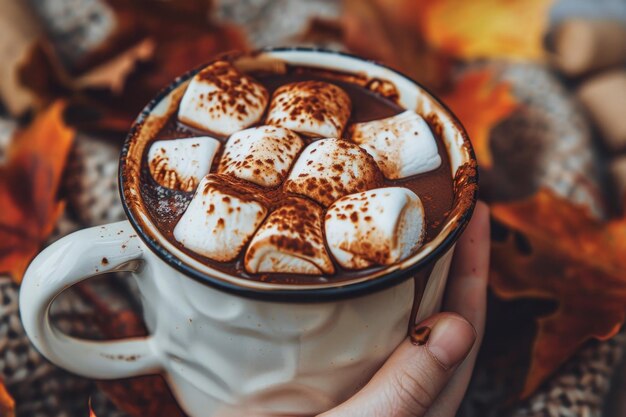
[{"x1": 139, "y1": 68, "x2": 454, "y2": 285}]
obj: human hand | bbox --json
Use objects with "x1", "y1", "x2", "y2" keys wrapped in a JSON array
[{"x1": 319, "y1": 201, "x2": 490, "y2": 417}]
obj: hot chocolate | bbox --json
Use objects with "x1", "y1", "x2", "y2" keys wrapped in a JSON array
[{"x1": 139, "y1": 60, "x2": 454, "y2": 285}]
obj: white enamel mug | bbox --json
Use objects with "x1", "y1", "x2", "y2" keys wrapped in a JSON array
[{"x1": 19, "y1": 48, "x2": 477, "y2": 417}]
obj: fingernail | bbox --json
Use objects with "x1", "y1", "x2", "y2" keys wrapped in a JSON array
[
  {"x1": 426, "y1": 316, "x2": 476, "y2": 370},
  {"x1": 410, "y1": 325, "x2": 432, "y2": 345}
]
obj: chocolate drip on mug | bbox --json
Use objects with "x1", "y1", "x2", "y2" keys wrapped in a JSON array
[{"x1": 408, "y1": 265, "x2": 436, "y2": 343}]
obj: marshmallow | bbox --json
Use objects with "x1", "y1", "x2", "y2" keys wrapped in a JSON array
[
  {"x1": 244, "y1": 197, "x2": 334, "y2": 275},
  {"x1": 178, "y1": 61, "x2": 269, "y2": 136},
  {"x1": 266, "y1": 81, "x2": 351, "y2": 138},
  {"x1": 284, "y1": 138, "x2": 383, "y2": 207},
  {"x1": 350, "y1": 110, "x2": 442, "y2": 179},
  {"x1": 173, "y1": 174, "x2": 268, "y2": 262},
  {"x1": 325, "y1": 187, "x2": 425, "y2": 269},
  {"x1": 218, "y1": 125, "x2": 304, "y2": 188},
  {"x1": 148, "y1": 137, "x2": 220, "y2": 192}
]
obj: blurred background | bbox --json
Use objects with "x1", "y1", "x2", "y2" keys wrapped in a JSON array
[{"x1": 0, "y1": 0, "x2": 625, "y2": 416}]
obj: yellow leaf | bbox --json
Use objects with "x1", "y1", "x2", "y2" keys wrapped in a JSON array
[{"x1": 412, "y1": 0, "x2": 555, "y2": 60}]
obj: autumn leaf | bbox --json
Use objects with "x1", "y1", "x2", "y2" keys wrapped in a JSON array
[
  {"x1": 409, "y1": 0, "x2": 555, "y2": 61},
  {"x1": 441, "y1": 69, "x2": 518, "y2": 169},
  {"x1": 0, "y1": 101, "x2": 74, "y2": 282},
  {"x1": 490, "y1": 189, "x2": 626, "y2": 397},
  {"x1": 339, "y1": 0, "x2": 553, "y2": 89},
  {"x1": 0, "y1": 381, "x2": 15, "y2": 417}
]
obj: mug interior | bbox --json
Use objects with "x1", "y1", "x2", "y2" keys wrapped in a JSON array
[{"x1": 119, "y1": 47, "x2": 478, "y2": 301}]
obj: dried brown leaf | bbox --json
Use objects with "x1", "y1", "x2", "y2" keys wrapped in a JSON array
[{"x1": 491, "y1": 189, "x2": 626, "y2": 397}]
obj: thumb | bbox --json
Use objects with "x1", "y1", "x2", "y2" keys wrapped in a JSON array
[{"x1": 319, "y1": 313, "x2": 476, "y2": 417}]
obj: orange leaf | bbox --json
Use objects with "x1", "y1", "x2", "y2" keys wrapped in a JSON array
[
  {"x1": 441, "y1": 70, "x2": 517, "y2": 169},
  {"x1": 0, "y1": 101, "x2": 74, "y2": 282},
  {"x1": 409, "y1": 0, "x2": 555, "y2": 60},
  {"x1": 490, "y1": 189, "x2": 626, "y2": 397},
  {"x1": 0, "y1": 381, "x2": 14, "y2": 417}
]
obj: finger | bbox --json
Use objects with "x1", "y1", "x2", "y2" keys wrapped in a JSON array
[
  {"x1": 426, "y1": 201, "x2": 490, "y2": 417},
  {"x1": 445, "y1": 200, "x2": 490, "y2": 329},
  {"x1": 319, "y1": 312, "x2": 476, "y2": 417}
]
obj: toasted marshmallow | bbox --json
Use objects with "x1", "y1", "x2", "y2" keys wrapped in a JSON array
[
  {"x1": 178, "y1": 61, "x2": 269, "y2": 136},
  {"x1": 284, "y1": 138, "x2": 383, "y2": 207},
  {"x1": 173, "y1": 174, "x2": 268, "y2": 262},
  {"x1": 325, "y1": 187, "x2": 425, "y2": 269},
  {"x1": 350, "y1": 110, "x2": 442, "y2": 179},
  {"x1": 244, "y1": 197, "x2": 334, "y2": 275},
  {"x1": 218, "y1": 125, "x2": 304, "y2": 187},
  {"x1": 266, "y1": 81, "x2": 351, "y2": 138},
  {"x1": 148, "y1": 137, "x2": 220, "y2": 192}
]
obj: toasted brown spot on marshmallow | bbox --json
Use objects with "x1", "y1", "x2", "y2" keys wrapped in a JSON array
[
  {"x1": 218, "y1": 125, "x2": 304, "y2": 187},
  {"x1": 266, "y1": 81, "x2": 351, "y2": 138},
  {"x1": 148, "y1": 137, "x2": 220, "y2": 192},
  {"x1": 285, "y1": 138, "x2": 383, "y2": 207},
  {"x1": 244, "y1": 196, "x2": 334, "y2": 274},
  {"x1": 173, "y1": 174, "x2": 269, "y2": 262},
  {"x1": 178, "y1": 61, "x2": 269, "y2": 136},
  {"x1": 325, "y1": 187, "x2": 425, "y2": 269}
]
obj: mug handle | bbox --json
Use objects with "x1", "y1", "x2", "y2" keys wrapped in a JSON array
[{"x1": 19, "y1": 221, "x2": 162, "y2": 379}]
